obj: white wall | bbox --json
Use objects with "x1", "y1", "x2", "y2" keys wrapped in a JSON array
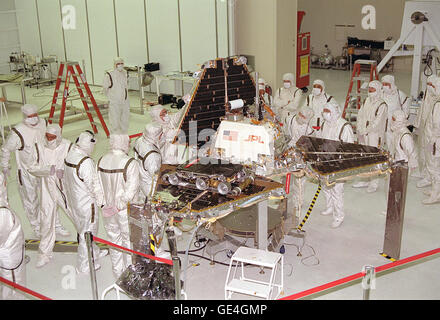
[
  {"x1": 0, "y1": 0, "x2": 21, "y2": 73},
  {"x1": 36, "y1": 0, "x2": 65, "y2": 61},
  {"x1": 14, "y1": 0, "x2": 233, "y2": 91},
  {"x1": 146, "y1": 0, "x2": 182, "y2": 94},
  {"x1": 115, "y1": 0, "x2": 148, "y2": 67},
  {"x1": 87, "y1": 0, "x2": 118, "y2": 85},
  {"x1": 298, "y1": 0, "x2": 411, "y2": 71},
  {"x1": 15, "y1": 0, "x2": 42, "y2": 60},
  {"x1": 216, "y1": 0, "x2": 230, "y2": 58},
  {"x1": 61, "y1": 0, "x2": 93, "y2": 83},
  {"x1": 235, "y1": 0, "x2": 297, "y2": 90},
  {"x1": 180, "y1": 0, "x2": 217, "y2": 71}
]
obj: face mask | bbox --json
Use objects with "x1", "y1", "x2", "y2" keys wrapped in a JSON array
[
  {"x1": 162, "y1": 115, "x2": 170, "y2": 123},
  {"x1": 83, "y1": 143, "x2": 95, "y2": 156},
  {"x1": 117, "y1": 65, "x2": 124, "y2": 72},
  {"x1": 296, "y1": 114, "x2": 307, "y2": 125},
  {"x1": 383, "y1": 86, "x2": 392, "y2": 95},
  {"x1": 428, "y1": 85, "x2": 436, "y2": 95},
  {"x1": 322, "y1": 112, "x2": 332, "y2": 122},
  {"x1": 368, "y1": 90, "x2": 378, "y2": 99},
  {"x1": 45, "y1": 139, "x2": 58, "y2": 150},
  {"x1": 283, "y1": 82, "x2": 291, "y2": 89},
  {"x1": 25, "y1": 116, "x2": 39, "y2": 127},
  {"x1": 390, "y1": 121, "x2": 400, "y2": 132},
  {"x1": 312, "y1": 88, "x2": 322, "y2": 96}
]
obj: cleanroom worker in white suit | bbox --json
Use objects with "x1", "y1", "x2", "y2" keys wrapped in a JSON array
[
  {"x1": 98, "y1": 134, "x2": 140, "y2": 278},
  {"x1": 381, "y1": 75, "x2": 410, "y2": 150},
  {"x1": 28, "y1": 124, "x2": 73, "y2": 268},
  {"x1": 379, "y1": 109, "x2": 419, "y2": 216},
  {"x1": 306, "y1": 79, "x2": 336, "y2": 129},
  {"x1": 317, "y1": 100, "x2": 354, "y2": 228},
  {"x1": 414, "y1": 75, "x2": 438, "y2": 188},
  {"x1": 353, "y1": 80, "x2": 388, "y2": 193},
  {"x1": 422, "y1": 76, "x2": 440, "y2": 205},
  {"x1": 103, "y1": 57, "x2": 130, "y2": 134},
  {"x1": 0, "y1": 104, "x2": 69, "y2": 238},
  {"x1": 258, "y1": 78, "x2": 273, "y2": 106},
  {"x1": 134, "y1": 123, "x2": 163, "y2": 202},
  {"x1": 0, "y1": 172, "x2": 26, "y2": 300},
  {"x1": 286, "y1": 105, "x2": 315, "y2": 210},
  {"x1": 389, "y1": 109, "x2": 418, "y2": 169},
  {"x1": 64, "y1": 131, "x2": 107, "y2": 273},
  {"x1": 149, "y1": 105, "x2": 184, "y2": 164},
  {"x1": 273, "y1": 73, "x2": 303, "y2": 123}
]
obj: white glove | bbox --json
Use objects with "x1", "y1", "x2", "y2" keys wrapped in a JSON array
[
  {"x1": 56, "y1": 169, "x2": 64, "y2": 179},
  {"x1": 102, "y1": 206, "x2": 118, "y2": 217},
  {"x1": 2, "y1": 168, "x2": 10, "y2": 178}
]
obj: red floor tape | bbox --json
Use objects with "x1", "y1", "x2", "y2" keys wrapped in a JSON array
[
  {"x1": 280, "y1": 248, "x2": 440, "y2": 300},
  {"x1": 0, "y1": 276, "x2": 52, "y2": 300}
]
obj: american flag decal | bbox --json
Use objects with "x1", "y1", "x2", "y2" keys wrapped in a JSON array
[{"x1": 223, "y1": 130, "x2": 238, "y2": 141}]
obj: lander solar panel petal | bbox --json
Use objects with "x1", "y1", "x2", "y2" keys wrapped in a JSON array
[
  {"x1": 173, "y1": 57, "x2": 256, "y2": 146},
  {"x1": 295, "y1": 136, "x2": 390, "y2": 177}
]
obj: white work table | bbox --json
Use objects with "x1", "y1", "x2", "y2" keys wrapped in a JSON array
[{"x1": 154, "y1": 72, "x2": 195, "y2": 97}]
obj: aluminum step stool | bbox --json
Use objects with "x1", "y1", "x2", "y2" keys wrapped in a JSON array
[{"x1": 225, "y1": 246, "x2": 283, "y2": 300}]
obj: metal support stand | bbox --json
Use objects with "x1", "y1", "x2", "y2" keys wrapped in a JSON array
[
  {"x1": 20, "y1": 80, "x2": 27, "y2": 104},
  {"x1": 85, "y1": 231, "x2": 99, "y2": 300},
  {"x1": 257, "y1": 200, "x2": 268, "y2": 250},
  {"x1": 137, "y1": 66, "x2": 145, "y2": 115},
  {"x1": 285, "y1": 173, "x2": 301, "y2": 229},
  {"x1": 0, "y1": 79, "x2": 28, "y2": 108},
  {"x1": 362, "y1": 266, "x2": 375, "y2": 300},
  {"x1": 377, "y1": 5, "x2": 440, "y2": 99},
  {"x1": 382, "y1": 163, "x2": 409, "y2": 260},
  {"x1": 0, "y1": 101, "x2": 11, "y2": 142},
  {"x1": 166, "y1": 227, "x2": 182, "y2": 300},
  {"x1": 287, "y1": 229, "x2": 306, "y2": 257}
]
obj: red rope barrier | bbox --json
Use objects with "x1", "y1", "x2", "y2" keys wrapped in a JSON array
[
  {"x1": 92, "y1": 236, "x2": 173, "y2": 266},
  {"x1": 185, "y1": 158, "x2": 200, "y2": 168},
  {"x1": 129, "y1": 133, "x2": 142, "y2": 140},
  {"x1": 279, "y1": 272, "x2": 366, "y2": 300},
  {"x1": 0, "y1": 276, "x2": 52, "y2": 300},
  {"x1": 280, "y1": 248, "x2": 440, "y2": 300},
  {"x1": 375, "y1": 248, "x2": 440, "y2": 273}
]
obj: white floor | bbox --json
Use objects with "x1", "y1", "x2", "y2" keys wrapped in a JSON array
[{"x1": 1, "y1": 68, "x2": 439, "y2": 301}]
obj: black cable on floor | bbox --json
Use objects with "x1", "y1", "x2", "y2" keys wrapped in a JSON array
[{"x1": 283, "y1": 241, "x2": 320, "y2": 267}]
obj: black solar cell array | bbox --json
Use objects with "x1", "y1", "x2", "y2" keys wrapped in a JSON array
[
  {"x1": 295, "y1": 136, "x2": 389, "y2": 176},
  {"x1": 175, "y1": 57, "x2": 256, "y2": 146}
]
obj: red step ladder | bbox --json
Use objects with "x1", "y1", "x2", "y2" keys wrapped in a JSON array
[
  {"x1": 49, "y1": 61, "x2": 110, "y2": 137},
  {"x1": 342, "y1": 59, "x2": 379, "y2": 121}
]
